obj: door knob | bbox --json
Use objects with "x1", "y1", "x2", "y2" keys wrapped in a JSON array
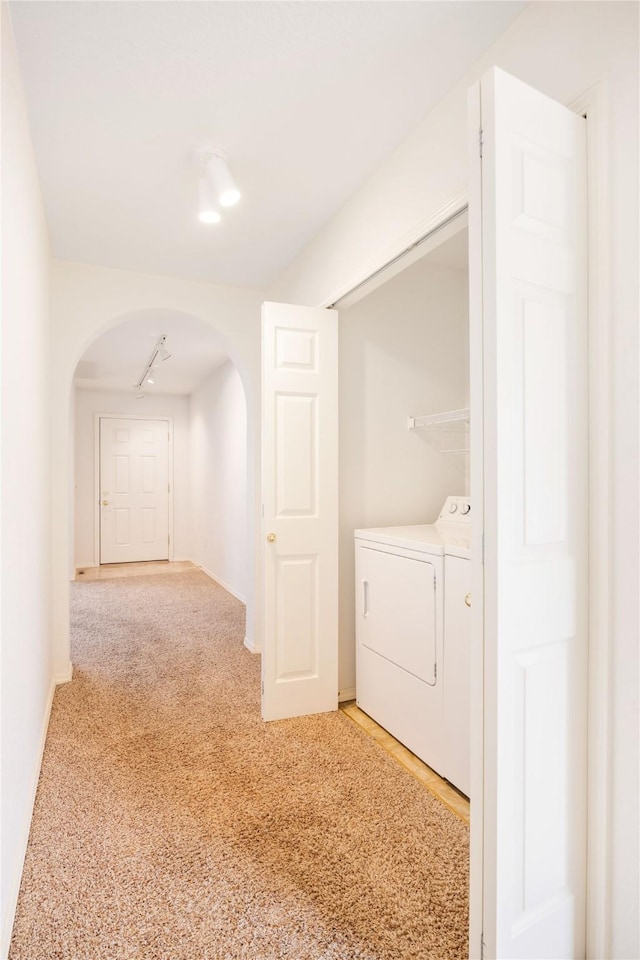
[
  {"x1": 266, "y1": 533, "x2": 276, "y2": 543},
  {"x1": 101, "y1": 500, "x2": 110, "y2": 506},
  {"x1": 465, "y1": 593, "x2": 471, "y2": 607}
]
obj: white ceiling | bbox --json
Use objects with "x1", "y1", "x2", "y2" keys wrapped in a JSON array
[
  {"x1": 11, "y1": 1, "x2": 527, "y2": 291},
  {"x1": 74, "y1": 311, "x2": 229, "y2": 395}
]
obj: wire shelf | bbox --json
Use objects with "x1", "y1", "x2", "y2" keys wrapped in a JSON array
[{"x1": 407, "y1": 407, "x2": 470, "y2": 453}]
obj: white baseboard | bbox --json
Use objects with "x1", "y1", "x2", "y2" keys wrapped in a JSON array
[
  {"x1": 54, "y1": 661, "x2": 73, "y2": 685},
  {"x1": 192, "y1": 561, "x2": 246, "y2": 605},
  {"x1": 1, "y1": 680, "x2": 55, "y2": 960},
  {"x1": 243, "y1": 635, "x2": 261, "y2": 655},
  {"x1": 338, "y1": 687, "x2": 356, "y2": 703}
]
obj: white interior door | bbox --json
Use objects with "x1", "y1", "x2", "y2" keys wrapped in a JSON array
[
  {"x1": 470, "y1": 68, "x2": 588, "y2": 959},
  {"x1": 100, "y1": 417, "x2": 170, "y2": 564},
  {"x1": 261, "y1": 301, "x2": 338, "y2": 721}
]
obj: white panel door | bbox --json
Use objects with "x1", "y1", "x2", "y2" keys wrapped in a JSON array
[
  {"x1": 262, "y1": 301, "x2": 338, "y2": 721},
  {"x1": 100, "y1": 417, "x2": 170, "y2": 564},
  {"x1": 470, "y1": 68, "x2": 588, "y2": 959}
]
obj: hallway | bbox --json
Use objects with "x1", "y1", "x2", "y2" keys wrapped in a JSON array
[{"x1": 9, "y1": 570, "x2": 469, "y2": 960}]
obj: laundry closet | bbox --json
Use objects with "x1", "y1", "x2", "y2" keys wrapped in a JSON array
[{"x1": 338, "y1": 217, "x2": 471, "y2": 797}]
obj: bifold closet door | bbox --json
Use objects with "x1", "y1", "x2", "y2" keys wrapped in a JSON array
[
  {"x1": 469, "y1": 67, "x2": 588, "y2": 959},
  {"x1": 261, "y1": 301, "x2": 338, "y2": 722}
]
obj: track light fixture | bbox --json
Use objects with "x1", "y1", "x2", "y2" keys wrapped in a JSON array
[
  {"x1": 134, "y1": 335, "x2": 171, "y2": 397},
  {"x1": 194, "y1": 146, "x2": 241, "y2": 223}
]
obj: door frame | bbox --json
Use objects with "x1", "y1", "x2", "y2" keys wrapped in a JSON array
[
  {"x1": 317, "y1": 80, "x2": 610, "y2": 959},
  {"x1": 93, "y1": 413, "x2": 175, "y2": 567},
  {"x1": 569, "y1": 78, "x2": 612, "y2": 960}
]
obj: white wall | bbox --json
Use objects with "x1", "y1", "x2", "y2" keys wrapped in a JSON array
[
  {"x1": 338, "y1": 255, "x2": 468, "y2": 695},
  {"x1": 190, "y1": 362, "x2": 248, "y2": 605},
  {"x1": 74, "y1": 389, "x2": 191, "y2": 568},
  {"x1": 269, "y1": 4, "x2": 639, "y2": 955},
  {"x1": 51, "y1": 262, "x2": 265, "y2": 678},
  {"x1": 0, "y1": 7, "x2": 54, "y2": 955}
]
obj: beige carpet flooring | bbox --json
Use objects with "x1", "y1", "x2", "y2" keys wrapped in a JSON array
[{"x1": 10, "y1": 570, "x2": 469, "y2": 960}]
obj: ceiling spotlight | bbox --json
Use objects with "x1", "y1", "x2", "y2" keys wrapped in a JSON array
[
  {"x1": 206, "y1": 151, "x2": 241, "y2": 207},
  {"x1": 198, "y1": 176, "x2": 221, "y2": 224},
  {"x1": 195, "y1": 146, "x2": 241, "y2": 213}
]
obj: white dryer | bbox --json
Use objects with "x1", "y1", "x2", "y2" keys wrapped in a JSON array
[
  {"x1": 354, "y1": 523, "x2": 445, "y2": 774},
  {"x1": 354, "y1": 496, "x2": 471, "y2": 794}
]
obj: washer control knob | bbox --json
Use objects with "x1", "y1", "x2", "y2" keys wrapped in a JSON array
[
  {"x1": 449, "y1": 502, "x2": 458, "y2": 514},
  {"x1": 461, "y1": 503, "x2": 471, "y2": 515}
]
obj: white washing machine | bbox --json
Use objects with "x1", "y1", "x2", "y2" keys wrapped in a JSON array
[
  {"x1": 438, "y1": 498, "x2": 471, "y2": 797},
  {"x1": 354, "y1": 496, "x2": 471, "y2": 795}
]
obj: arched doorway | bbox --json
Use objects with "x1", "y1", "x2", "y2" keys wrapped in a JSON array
[{"x1": 52, "y1": 301, "x2": 261, "y2": 681}]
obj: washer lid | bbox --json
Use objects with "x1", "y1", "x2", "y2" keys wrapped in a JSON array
[
  {"x1": 354, "y1": 524, "x2": 444, "y2": 555},
  {"x1": 433, "y1": 521, "x2": 470, "y2": 559}
]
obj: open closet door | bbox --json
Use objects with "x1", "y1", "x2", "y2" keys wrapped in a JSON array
[
  {"x1": 469, "y1": 68, "x2": 588, "y2": 959},
  {"x1": 261, "y1": 301, "x2": 338, "y2": 721}
]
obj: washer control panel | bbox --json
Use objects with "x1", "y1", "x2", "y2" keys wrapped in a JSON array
[{"x1": 437, "y1": 496, "x2": 471, "y2": 524}]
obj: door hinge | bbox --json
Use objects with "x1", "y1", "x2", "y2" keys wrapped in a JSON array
[
  {"x1": 168, "y1": 483, "x2": 170, "y2": 493},
  {"x1": 480, "y1": 935, "x2": 485, "y2": 960},
  {"x1": 479, "y1": 127, "x2": 484, "y2": 158},
  {"x1": 261, "y1": 680, "x2": 264, "y2": 696},
  {"x1": 434, "y1": 662, "x2": 437, "y2": 681}
]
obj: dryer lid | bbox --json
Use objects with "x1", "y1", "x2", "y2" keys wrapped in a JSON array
[{"x1": 354, "y1": 524, "x2": 444, "y2": 555}]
